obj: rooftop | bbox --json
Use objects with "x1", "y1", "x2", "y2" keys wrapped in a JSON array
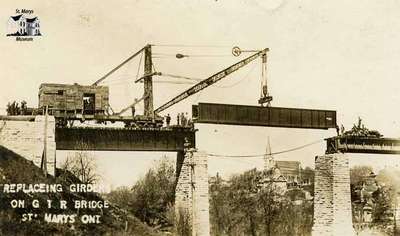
[
  {"x1": 26, "y1": 17, "x2": 37, "y2": 23},
  {"x1": 11, "y1": 14, "x2": 23, "y2": 21}
]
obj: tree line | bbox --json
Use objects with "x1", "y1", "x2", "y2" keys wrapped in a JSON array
[
  {"x1": 209, "y1": 169, "x2": 313, "y2": 236},
  {"x1": 105, "y1": 159, "x2": 314, "y2": 236}
]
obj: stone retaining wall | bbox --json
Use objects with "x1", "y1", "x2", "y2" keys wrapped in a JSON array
[{"x1": 0, "y1": 116, "x2": 56, "y2": 176}]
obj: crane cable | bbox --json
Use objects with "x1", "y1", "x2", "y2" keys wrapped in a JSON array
[
  {"x1": 159, "y1": 73, "x2": 202, "y2": 82},
  {"x1": 153, "y1": 53, "x2": 233, "y2": 58},
  {"x1": 135, "y1": 52, "x2": 143, "y2": 82},
  {"x1": 98, "y1": 52, "x2": 143, "y2": 85},
  {"x1": 207, "y1": 139, "x2": 324, "y2": 158},
  {"x1": 152, "y1": 44, "x2": 233, "y2": 48},
  {"x1": 92, "y1": 45, "x2": 148, "y2": 86},
  {"x1": 149, "y1": 61, "x2": 257, "y2": 87},
  {"x1": 100, "y1": 76, "x2": 197, "y2": 85},
  {"x1": 214, "y1": 62, "x2": 257, "y2": 89}
]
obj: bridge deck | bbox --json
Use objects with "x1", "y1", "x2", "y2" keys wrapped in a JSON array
[
  {"x1": 326, "y1": 136, "x2": 400, "y2": 154},
  {"x1": 55, "y1": 127, "x2": 196, "y2": 152}
]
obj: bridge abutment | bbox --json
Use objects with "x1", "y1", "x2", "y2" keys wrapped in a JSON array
[
  {"x1": 0, "y1": 116, "x2": 56, "y2": 176},
  {"x1": 312, "y1": 153, "x2": 355, "y2": 236},
  {"x1": 175, "y1": 150, "x2": 210, "y2": 236}
]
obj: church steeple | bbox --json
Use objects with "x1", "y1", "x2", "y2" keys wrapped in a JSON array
[{"x1": 264, "y1": 136, "x2": 275, "y2": 171}]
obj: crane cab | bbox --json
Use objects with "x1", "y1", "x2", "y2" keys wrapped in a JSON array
[
  {"x1": 38, "y1": 83, "x2": 109, "y2": 119},
  {"x1": 38, "y1": 83, "x2": 163, "y2": 128}
]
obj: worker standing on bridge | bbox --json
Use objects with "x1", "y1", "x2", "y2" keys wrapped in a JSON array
[
  {"x1": 340, "y1": 124, "x2": 345, "y2": 136},
  {"x1": 181, "y1": 112, "x2": 187, "y2": 127},
  {"x1": 166, "y1": 114, "x2": 171, "y2": 127},
  {"x1": 131, "y1": 98, "x2": 138, "y2": 117},
  {"x1": 177, "y1": 113, "x2": 180, "y2": 126},
  {"x1": 187, "y1": 117, "x2": 193, "y2": 128},
  {"x1": 131, "y1": 105, "x2": 135, "y2": 117},
  {"x1": 185, "y1": 112, "x2": 189, "y2": 127}
]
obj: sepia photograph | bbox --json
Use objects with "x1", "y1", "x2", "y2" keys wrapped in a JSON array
[{"x1": 1, "y1": 1, "x2": 400, "y2": 235}]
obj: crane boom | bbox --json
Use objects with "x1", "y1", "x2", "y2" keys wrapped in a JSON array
[
  {"x1": 154, "y1": 48, "x2": 269, "y2": 114},
  {"x1": 92, "y1": 45, "x2": 148, "y2": 86}
]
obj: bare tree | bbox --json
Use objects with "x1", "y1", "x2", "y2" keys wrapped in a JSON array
[{"x1": 62, "y1": 151, "x2": 99, "y2": 184}]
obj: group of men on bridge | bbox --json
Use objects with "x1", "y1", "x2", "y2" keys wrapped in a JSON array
[
  {"x1": 164, "y1": 112, "x2": 193, "y2": 128},
  {"x1": 130, "y1": 103, "x2": 193, "y2": 128}
]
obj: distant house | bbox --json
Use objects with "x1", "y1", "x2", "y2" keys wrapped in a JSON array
[
  {"x1": 7, "y1": 14, "x2": 26, "y2": 36},
  {"x1": 275, "y1": 161, "x2": 301, "y2": 184},
  {"x1": 260, "y1": 167, "x2": 288, "y2": 193},
  {"x1": 7, "y1": 14, "x2": 41, "y2": 36},
  {"x1": 26, "y1": 17, "x2": 41, "y2": 36}
]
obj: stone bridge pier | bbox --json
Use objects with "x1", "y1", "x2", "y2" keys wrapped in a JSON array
[
  {"x1": 175, "y1": 150, "x2": 210, "y2": 236},
  {"x1": 312, "y1": 153, "x2": 355, "y2": 236}
]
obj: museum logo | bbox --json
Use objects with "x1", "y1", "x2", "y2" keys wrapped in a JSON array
[{"x1": 6, "y1": 9, "x2": 41, "y2": 41}]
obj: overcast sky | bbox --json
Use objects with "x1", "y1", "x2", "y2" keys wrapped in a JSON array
[{"x1": 2, "y1": 0, "x2": 400, "y2": 190}]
